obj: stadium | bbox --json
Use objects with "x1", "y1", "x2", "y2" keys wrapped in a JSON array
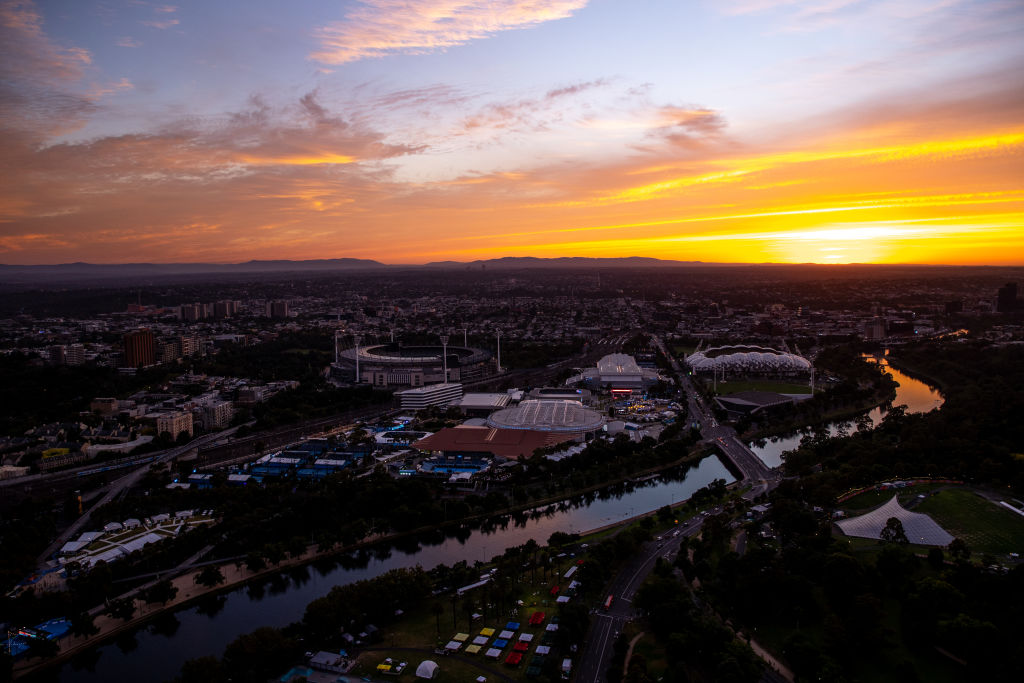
[
  {"x1": 486, "y1": 400, "x2": 606, "y2": 440},
  {"x1": 686, "y1": 345, "x2": 812, "y2": 378},
  {"x1": 335, "y1": 344, "x2": 494, "y2": 387}
]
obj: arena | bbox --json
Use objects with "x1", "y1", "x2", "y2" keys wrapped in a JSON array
[
  {"x1": 485, "y1": 399, "x2": 605, "y2": 440},
  {"x1": 686, "y1": 345, "x2": 812, "y2": 377},
  {"x1": 335, "y1": 343, "x2": 494, "y2": 387}
]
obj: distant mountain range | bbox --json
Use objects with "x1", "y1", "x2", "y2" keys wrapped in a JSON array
[{"x1": 0, "y1": 256, "x2": 717, "y2": 282}]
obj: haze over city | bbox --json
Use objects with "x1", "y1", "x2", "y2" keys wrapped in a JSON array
[{"x1": 2, "y1": 0, "x2": 1023, "y2": 266}]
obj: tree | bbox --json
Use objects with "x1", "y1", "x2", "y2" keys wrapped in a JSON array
[
  {"x1": 195, "y1": 565, "x2": 225, "y2": 588},
  {"x1": 70, "y1": 611, "x2": 99, "y2": 639},
  {"x1": 431, "y1": 602, "x2": 444, "y2": 638},
  {"x1": 880, "y1": 517, "x2": 909, "y2": 544},
  {"x1": 144, "y1": 579, "x2": 179, "y2": 606},
  {"x1": 948, "y1": 537, "x2": 971, "y2": 563},
  {"x1": 107, "y1": 597, "x2": 135, "y2": 621}
]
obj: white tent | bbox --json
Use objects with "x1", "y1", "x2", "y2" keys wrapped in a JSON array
[
  {"x1": 416, "y1": 660, "x2": 439, "y2": 679},
  {"x1": 836, "y1": 494, "x2": 954, "y2": 546}
]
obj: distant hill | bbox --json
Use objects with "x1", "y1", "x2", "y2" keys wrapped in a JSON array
[
  {"x1": 0, "y1": 258, "x2": 388, "y2": 283},
  {"x1": 422, "y1": 256, "x2": 712, "y2": 269}
]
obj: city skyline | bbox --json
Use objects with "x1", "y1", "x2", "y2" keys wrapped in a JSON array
[{"x1": 2, "y1": 0, "x2": 1023, "y2": 266}]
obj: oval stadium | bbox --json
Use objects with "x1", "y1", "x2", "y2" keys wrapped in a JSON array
[
  {"x1": 686, "y1": 345, "x2": 812, "y2": 377},
  {"x1": 336, "y1": 344, "x2": 493, "y2": 387}
]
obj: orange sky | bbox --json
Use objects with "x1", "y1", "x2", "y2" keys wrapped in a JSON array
[{"x1": 1, "y1": 1, "x2": 1022, "y2": 265}]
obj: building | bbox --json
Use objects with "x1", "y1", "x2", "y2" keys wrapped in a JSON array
[
  {"x1": 90, "y1": 397, "x2": 120, "y2": 416},
  {"x1": 124, "y1": 329, "x2": 155, "y2": 368},
  {"x1": 569, "y1": 354, "x2": 661, "y2": 395},
  {"x1": 864, "y1": 317, "x2": 886, "y2": 341},
  {"x1": 156, "y1": 411, "x2": 193, "y2": 439},
  {"x1": 66, "y1": 343, "x2": 85, "y2": 366},
  {"x1": 337, "y1": 343, "x2": 494, "y2": 387},
  {"x1": 203, "y1": 401, "x2": 234, "y2": 429},
  {"x1": 266, "y1": 300, "x2": 290, "y2": 318},
  {"x1": 455, "y1": 392, "x2": 512, "y2": 417},
  {"x1": 47, "y1": 345, "x2": 66, "y2": 365},
  {"x1": 396, "y1": 382, "x2": 464, "y2": 411},
  {"x1": 997, "y1": 282, "x2": 1019, "y2": 312},
  {"x1": 485, "y1": 400, "x2": 605, "y2": 440}
]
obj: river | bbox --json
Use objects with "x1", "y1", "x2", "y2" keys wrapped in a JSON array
[
  {"x1": 748, "y1": 354, "x2": 944, "y2": 468},
  {"x1": 55, "y1": 456, "x2": 734, "y2": 682}
]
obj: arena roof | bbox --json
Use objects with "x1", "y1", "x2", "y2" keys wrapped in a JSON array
[
  {"x1": 486, "y1": 400, "x2": 605, "y2": 433},
  {"x1": 687, "y1": 345, "x2": 811, "y2": 373},
  {"x1": 596, "y1": 353, "x2": 642, "y2": 377},
  {"x1": 836, "y1": 495, "x2": 954, "y2": 546}
]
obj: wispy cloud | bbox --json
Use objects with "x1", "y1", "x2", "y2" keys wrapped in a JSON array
[
  {"x1": 141, "y1": 18, "x2": 179, "y2": 29},
  {"x1": 116, "y1": 36, "x2": 142, "y2": 48},
  {"x1": 312, "y1": 0, "x2": 589, "y2": 64}
]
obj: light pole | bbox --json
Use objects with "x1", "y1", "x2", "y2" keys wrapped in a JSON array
[
  {"x1": 440, "y1": 334, "x2": 449, "y2": 382},
  {"x1": 496, "y1": 330, "x2": 502, "y2": 373},
  {"x1": 353, "y1": 335, "x2": 362, "y2": 384}
]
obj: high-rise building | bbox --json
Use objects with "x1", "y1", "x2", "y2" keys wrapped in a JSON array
[
  {"x1": 66, "y1": 343, "x2": 86, "y2": 366},
  {"x1": 997, "y1": 283, "x2": 1018, "y2": 312},
  {"x1": 266, "y1": 300, "x2": 290, "y2": 318},
  {"x1": 203, "y1": 401, "x2": 235, "y2": 429},
  {"x1": 47, "y1": 345, "x2": 66, "y2": 365},
  {"x1": 156, "y1": 412, "x2": 193, "y2": 440},
  {"x1": 124, "y1": 329, "x2": 155, "y2": 368}
]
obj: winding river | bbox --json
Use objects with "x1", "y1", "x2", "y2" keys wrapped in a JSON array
[
  {"x1": 749, "y1": 354, "x2": 944, "y2": 468},
  {"x1": 57, "y1": 456, "x2": 734, "y2": 682}
]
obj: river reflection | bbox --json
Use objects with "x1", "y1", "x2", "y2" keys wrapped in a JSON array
[
  {"x1": 749, "y1": 354, "x2": 944, "y2": 468},
  {"x1": 57, "y1": 455, "x2": 733, "y2": 683}
]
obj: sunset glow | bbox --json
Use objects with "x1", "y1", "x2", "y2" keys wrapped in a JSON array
[{"x1": 1, "y1": 0, "x2": 1022, "y2": 265}]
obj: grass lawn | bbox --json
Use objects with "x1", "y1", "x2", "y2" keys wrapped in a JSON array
[
  {"x1": 713, "y1": 380, "x2": 812, "y2": 396},
  {"x1": 349, "y1": 562, "x2": 581, "y2": 683},
  {"x1": 915, "y1": 489, "x2": 1024, "y2": 556},
  {"x1": 840, "y1": 483, "x2": 947, "y2": 513}
]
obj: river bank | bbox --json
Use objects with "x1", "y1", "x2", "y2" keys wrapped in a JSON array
[{"x1": 17, "y1": 449, "x2": 726, "y2": 681}]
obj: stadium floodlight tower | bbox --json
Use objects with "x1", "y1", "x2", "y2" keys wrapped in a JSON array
[
  {"x1": 353, "y1": 334, "x2": 362, "y2": 383},
  {"x1": 440, "y1": 333, "x2": 450, "y2": 382},
  {"x1": 333, "y1": 329, "x2": 342, "y2": 365},
  {"x1": 496, "y1": 330, "x2": 502, "y2": 373}
]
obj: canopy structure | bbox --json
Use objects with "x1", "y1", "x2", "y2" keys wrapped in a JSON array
[
  {"x1": 836, "y1": 494, "x2": 954, "y2": 546},
  {"x1": 415, "y1": 660, "x2": 439, "y2": 679},
  {"x1": 472, "y1": 636, "x2": 489, "y2": 645}
]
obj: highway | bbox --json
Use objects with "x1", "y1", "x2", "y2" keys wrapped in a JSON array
[
  {"x1": 574, "y1": 338, "x2": 783, "y2": 681},
  {"x1": 33, "y1": 429, "x2": 237, "y2": 569},
  {"x1": 576, "y1": 515, "x2": 706, "y2": 683}
]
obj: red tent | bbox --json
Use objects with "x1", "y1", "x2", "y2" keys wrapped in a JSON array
[
  {"x1": 549, "y1": 585, "x2": 560, "y2": 596},
  {"x1": 505, "y1": 652, "x2": 523, "y2": 666},
  {"x1": 513, "y1": 641, "x2": 530, "y2": 652}
]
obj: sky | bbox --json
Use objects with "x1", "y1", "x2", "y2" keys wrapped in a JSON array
[{"x1": 1, "y1": 0, "x2": 1022, "y2": 265}]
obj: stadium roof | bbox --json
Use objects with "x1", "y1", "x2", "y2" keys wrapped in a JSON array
[
  {"x1": 486, "y1": 400, "x2": 605, "y2": 433},
  {"x1": 687, "y1": 345, "x2": 811, "y2": 374},
  {"x1": 836, "y1": 495, "x2": 954, "y2": 546}
]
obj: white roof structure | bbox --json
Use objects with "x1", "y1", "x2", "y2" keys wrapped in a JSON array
[
  {"x1": 836, "y1": 495, "x2": 954, "y2": 546},
  {"x1": 687, "y1": 345, "x2": 812, "y2": 375},
  {"x1": 415, "y1": 660, "x2": 439, "y2": 679},
  {"x1": 486, "y1": 400, "x2": 604, "y2": 433}
]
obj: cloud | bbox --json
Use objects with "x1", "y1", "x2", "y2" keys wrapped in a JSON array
[
  {"x1": 87, "y1": 78, "x2": 134, "y2": 100},
  {"x1": 461, "y1": 79, "x2": 607, "y2": 134},
  {"x1": 647, "y1": 106, "x2": 727, "y2": 149},
  {"x1": 117, "y1": 36, "x2": 142, "y2": 48},
  {"x1": 0, "y1": 0, "x2": 95, "y2": 139},
  {"x1": 141, "y1": 18, "x2": 179, "y2": 29},
  {"x1": 311, "y1": 0, "x2": 589, "y2": 64}
]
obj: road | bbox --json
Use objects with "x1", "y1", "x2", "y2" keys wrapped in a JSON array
[
  {"x1": 573, "y1": 338, "x2": 785, "y2": 681},
  {"x1": 650, "y1": 334, "x2": 779, "y2": 499},
  {"x1": 576, "y1": 515, "x2": 706, "y2": 683},
  {"x1": 34, "y1": 429, "x2": 237, "y2": 569}
]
